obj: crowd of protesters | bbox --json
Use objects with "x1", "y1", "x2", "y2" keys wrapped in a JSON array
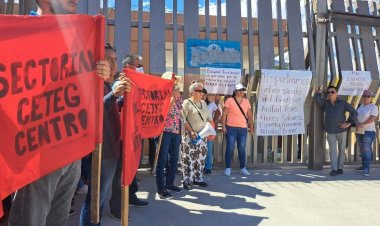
[{"x1": 1, "y1": 0, "x2": 379, "y2": 225}]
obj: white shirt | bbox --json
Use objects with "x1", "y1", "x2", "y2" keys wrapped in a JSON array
[
  {"x1": 207, "y1": 102, "x2": 219, "y2": 118},
  {"x1": 357, "y1": 103, "x2": 378, "y2": 132}
]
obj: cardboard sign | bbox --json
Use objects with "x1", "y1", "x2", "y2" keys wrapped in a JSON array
[
  {"x1": 339, "y1": 71, "x2": 371, "y2": 96},
  {"x1": 204, "y1": 68, "x2": 242, "y2": 95},
  {"x1": 256, "y1": 70, "x2": 312, "y2": 136}
]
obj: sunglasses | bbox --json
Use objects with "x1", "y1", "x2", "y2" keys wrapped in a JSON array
[
  {"x1": 194, "y1": 90, "x2": 203, "y2": 93},
  {"x1": 362, "y1": 95, "x2": 372, "y2": 98},
  {"x1": 236, "y1": 89, "x2": 246, "y2": 92},
  {"x1": 326, "y1": 91, "x2": 336, "y2": 94}
]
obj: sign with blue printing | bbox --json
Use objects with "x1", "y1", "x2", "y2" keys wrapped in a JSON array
[{"x1": 186, "y1": 39, "x2": 242, "y2": 69}]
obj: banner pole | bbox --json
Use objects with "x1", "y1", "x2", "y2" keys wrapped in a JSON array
[
  {"x1": 152, "y1": 133, "x2": 164, "y2": 175},
  {"x1": 90, "y1": 143, "x2": 102, "y2": 224},
  {"x1": 121, "y1": 185, "x2": 129, "y2": 226}
]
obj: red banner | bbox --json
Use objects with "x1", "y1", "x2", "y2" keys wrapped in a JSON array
[
  {"x1": 0, "y1": 15, "x2": 105, "y2": 216},
  {"x1": 122, "y1": 69, "x2": 174, "y2": 185}
]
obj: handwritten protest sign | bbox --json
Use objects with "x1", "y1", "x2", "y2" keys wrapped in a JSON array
[
  {"x1": 339, "y1": 71, "x2": 371, "y2": 96},
  {"x1": 256, "y1": 70, "x2": 312, "y2": 136},
  {"x1": 0, "y1": 15, "x2": 104, "y2": 216},
  {"x1": 122, "y1": 69, "x2": 174, "y2": 185},
  {"x1": 204, "y1": 68, "x2": 242, "y2": 95}
]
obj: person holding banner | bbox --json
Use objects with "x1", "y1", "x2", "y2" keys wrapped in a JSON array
[
  {"x1": 79, "y1": 44, "x2": 131, "y2": 226},
  {"x1": 221, "y1": 84, "x2": 254, "y2": 177},
  {"x1": 155, "y1": 73, "x2": 183, "y2": 199},
  {"x1": 7, "y1": 1, "x2": 113, "y2": 226},
  {"x1": 314, "y1": 85, "x2": 357, "y2": 176},
  {"x1": 181, "y1": 82, "x2": 214, "y2": 189},
  {"x1": 355, "y1": 90, "x2": 378, "y2": 176}
]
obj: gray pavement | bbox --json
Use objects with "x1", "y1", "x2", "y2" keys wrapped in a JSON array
[{"x1": 65, "y1": 166, "x2": 380, "y2": 226}]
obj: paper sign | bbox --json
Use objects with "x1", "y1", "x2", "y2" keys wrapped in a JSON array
[
  {"x1": 256, "y1": 70, "x2": 312, "y2": 136},
  {"x1": 339, "y1": 71, "x2": 371, "y2": 96},
  {"x1": 204, "y1": 68, "x2": 242, "y2": 95}
]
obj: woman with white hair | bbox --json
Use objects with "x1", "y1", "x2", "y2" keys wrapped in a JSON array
[
  {"x1": 355, "y1": 90, "x2": 378, "y2": 176},
  {"x1": 181, "y1": 82, "x2": 214, "y2": 189}
]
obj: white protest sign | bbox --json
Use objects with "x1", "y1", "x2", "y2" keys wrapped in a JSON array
[
  {"x1": 256, "y1": 70, "x2": 312, "y2": 136},
  {"x1": 339, "y1": 71, "x2": 371, "y2": 96},
  {"x1": 204, "y1": 68, "x2": 241, "y2": 95}
]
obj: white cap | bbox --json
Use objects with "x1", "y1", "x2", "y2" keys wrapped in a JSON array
[
  {"x1": 161, "y1": 71, "x2": 174, "y2": 80},
  {"x1": 234, "y1": 83, "x2": 247, "y2": 91}
]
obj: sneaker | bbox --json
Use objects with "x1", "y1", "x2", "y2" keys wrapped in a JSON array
[
  {"x1": 355, "y1": 166, "x2": 364, "y2": 171},
  {"x1": 204, "y1": 169, "x2": 212, "y2": 175},
  {"x1": 158, "y1": 189, "x2": 174, "y2": 199},
  {"x1": 75, "y1": 185, "x2": 88, "y2": 195},
  {"x1": 69, "y1": 209, "x2": 76, "y2": 216},
  {"x1": 224, "y1": 168, "x2": 231, "y2": 176},
  {"x1": 337, "y1": 169, "x2": 343, "y2": 174},
  {"x1": 182, "y1": 182, "x2": 192, "y2": 190},
  {"x1": 330, "y1": 170, "x2": 338, "y2": 176},
  {"x1": 108, "y1": 211, "x2": 121, "y2": 221},
  {"x1": 165, "y1": 185, "x2": 182, "y2": 193},
  {"x1": 363, "y1": 173, "x2": 370, "y2": 177},
  {"x1": 241, "y1": 168, "x2": 251, "y2": 176},
  {"x1": 193, "y1": 181, "x2": 208, "y2": 187},
  {"x1": 129, "y1": 198, "x2": 149, "y2": 207}
]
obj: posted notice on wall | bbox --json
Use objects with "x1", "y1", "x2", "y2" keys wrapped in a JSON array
[
  {"x1": 204, "y1": 68, "x2": 242, "y2": 95},
  {"x1": 256, "y1": 70, "x2": 312, "y2": 136},
  {"x1": 339, "y1": 71, "x2": 371, "y2": 96}
]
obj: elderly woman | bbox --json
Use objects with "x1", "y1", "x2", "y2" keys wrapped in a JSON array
[
  {"x1": 355, "y1": 90, "x2": 378, "y2": 176},
  {"x1": 181, "y1": 82, "x2": 213, "y2": 189}
]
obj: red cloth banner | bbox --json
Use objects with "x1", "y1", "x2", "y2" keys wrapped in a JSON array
[
  {"x1": 0, "y1": 15, "x2": 105, "y2": 216},
  {"x1": 122, "y1": 69, "x2": 174, "y2": 185}
]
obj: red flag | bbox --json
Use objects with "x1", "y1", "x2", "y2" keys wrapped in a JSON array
[
  {"x1": 122, "y1": 69, "x2": 174, "y2": 185},
  {"x1": 0, "y1": 15, "x2": 105, "y2": 216}
]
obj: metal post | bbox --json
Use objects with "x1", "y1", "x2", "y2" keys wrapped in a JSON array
[{"x1": 309, "y1": 0, "x2": 327, "y2": 170}]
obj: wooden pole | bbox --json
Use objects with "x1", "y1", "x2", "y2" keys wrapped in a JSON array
[
  {"x1": 152, "y1": 133, "x2": 164, "y2": 175},
  {"x1": 90, "y1": 143, "x2": 102, "y2": 224},
  {"x1": 121, "y1": 186, "x2": 129, "y2": 226}
]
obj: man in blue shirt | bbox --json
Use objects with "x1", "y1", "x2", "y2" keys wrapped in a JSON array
[{"x1": 314, "y1": 85, "x2": 357, "y2": 176}]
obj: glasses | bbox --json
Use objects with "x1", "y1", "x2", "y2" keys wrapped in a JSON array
[
  {"x1": 326, "y1": 91, "x2": 336, "y2": 94},
  {"x1": 105, "y1": 43, "x2": 116, "y2": 52},
  {"x1": 362, "y1": 95, "x2": 372, "y2": 98},
  {"x1": 194, "y1": 90, "x2": 203, "y2": 93}
]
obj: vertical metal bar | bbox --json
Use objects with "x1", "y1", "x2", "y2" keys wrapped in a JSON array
[
  {"x1": 205, "y1": 0, "x2": 210, "y2": 40},
  {"x1": 258, "y1": 0, "x2": 274, "y2": 164},
  {"x1": 277, "y1": 0, "x2": 286, "y2": 69},
  {"x1": 138, "y1": 0, "x2": 143, "y2": 56},
  {"x1": 77, "y1": 0, "x2": 88, "y2": 14},
  {"x1": 87, "y1": 0, "x2": 100, "y2": 15},
  {"x1": 115, "y1": 0, "x2": 131, "y2": 70},
  {"x1": 309, "y1": 0, "x2": 327, "y2": 170},
  {"x1": 103, "y1": 0, "x2": 109, "y2": 42},
  {"x1": 217, "y1": 0, "x2": 222, "y2": 39},
  {"x1": 246, "y1": 0, "x2": 256, "y2": 165},
  {"x1": 287, "y1": 0, "x2": 305, "y2": 164},
  {"x1": 149, "y1": 0, "x2": 166, "y2": 74},
  {"x1": 183, "y1": 0, "x2": 200, "y2": 98},
  {"x1": 173, "y1": 0, "x2": 178, "y2": 74}
]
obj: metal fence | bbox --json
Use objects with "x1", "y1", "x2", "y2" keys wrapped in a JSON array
[{"x1": 4, "y1": 0, "x2": 380, "y2": 168}]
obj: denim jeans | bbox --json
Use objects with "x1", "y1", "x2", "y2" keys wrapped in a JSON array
[
  {"x1": 327, "y1": 131, "x2": 347, "y2": 171},
  {"x1": 205, "y1": 140, "x2": 213, "y2": 170},
  {"x1": 225, "y1": 126, "x2": 248, "y2": 169},
  {"x1": 356, "y1": 131, "x2": 375, "y2": 174},
  {"x1": 156, "y1": 132, "x2": 181, "y2": 191},
  {"x1": 80, "y1": 158, "x2": 118, "y2": 226}
]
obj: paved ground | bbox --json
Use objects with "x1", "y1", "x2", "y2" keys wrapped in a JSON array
[{"x1": 65, "y1": 166, "x2": 380, "y2": 226}]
